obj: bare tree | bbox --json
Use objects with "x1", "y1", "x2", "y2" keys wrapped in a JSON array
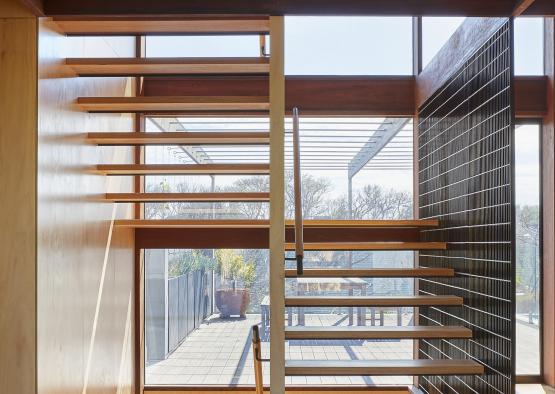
[
  {"x1": 285, "y1": 171, "x2": 331, "y2": 219},
  {"x1": 328, "y1": 184, "x2": 412, "y2": 220},
  {"x1": 223, "y1": 176, "x2": 269, "y2": 219},
  {"x1": 145, "y1": 175, "x2": 411, "y2": 222}
]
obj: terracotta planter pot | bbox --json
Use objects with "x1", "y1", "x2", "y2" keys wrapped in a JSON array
[{"x1": 215, "y1": 289, "x2": 250, "y2": 318}]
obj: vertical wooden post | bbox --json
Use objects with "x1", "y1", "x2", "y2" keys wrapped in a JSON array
[
  {"x1": 269, "y1": 15, "x2": 285, "y2": 394},
  {"x1": 0, "y1": 5, "x2": 37, "y2": 394},
  {"x1": 134, "y1": 35, "x2": 145, "y2": 394},
  {"x1": 542, "y1": 17, "x2": 555, "y2": 388}
]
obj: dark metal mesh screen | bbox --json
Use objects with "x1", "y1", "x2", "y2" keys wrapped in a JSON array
[{"x1": 417, "y1": 21, "x2": 514, "y2": 394}]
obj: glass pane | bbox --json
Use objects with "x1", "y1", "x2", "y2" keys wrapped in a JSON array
[
  {"x1": 146, "y1": 36, "x2": 259, "y2": 57},
  {"x1": 144, "y1": 248, "x2": 269, "y2": 386},
  {"x1": 514, "y1": 18, "x2": 543, "y2": 76},
  {"x1": 422, "y1": 17, "x2": 465, "y2": 69},
  {"x1": 285, "y1": 17, "x2": 413, "y2": 75},
  {"x1": 515, "y1": 124, "x2": 541, "y2": 376},
  {"x1": 146, "y1": 17, "x2": 413, "y2": 75}
]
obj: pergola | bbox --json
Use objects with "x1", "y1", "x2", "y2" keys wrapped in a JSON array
[{"x1": 148, "y1": 116, "x2": 413, "y2": 205}]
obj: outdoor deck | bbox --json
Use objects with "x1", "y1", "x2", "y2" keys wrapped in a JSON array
[
  {"x1": 146, "y1": 313, "x2": 414, "y2": 386},
  {"x1": 146, "y1": 313, "x2": 541, "y2": 386}
]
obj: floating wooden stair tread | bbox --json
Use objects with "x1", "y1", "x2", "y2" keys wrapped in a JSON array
[
  {"x1": 285, "y1": 326, "x2": 472, "y2": 340},
  {"x1": 53, "y1": 17, "x2": 270, "y2": 36},
  {"x1": 284, "y1": 359, "x2": 484, "y2": 376},
  {"x1": 77, "y1": 96, "x2": 269, "y2": 113},
  {"x1": 68, "y1": 57, "x2": 269, "y2": 76},
  {"x1": 285, "y1": 219, "x2": 439, "y2": 228},
  {"x1": 88, "y1": 132, "x2": 269, "y2": 145},
  {"x1": 285, "y1": 242, "x2": 447, "y2": 251},
  {"x1": 285, "y1": 268, "x2": 455, "y2": 278},
  {"x1": 112, "y1": 219, "x2": 438, "y2": 229},
  {"x1": 96, "y1": 164, "x2": 269, "y2": 175},
  {"x1": 115, "y1": 219, "x2": 271, "y2": 228},
  {"x1": 285, "y1": 295, "x2": 463, "y2": 307},
  {"x1": 105, "y1": 192, "x2": 270, "y2": 203}
]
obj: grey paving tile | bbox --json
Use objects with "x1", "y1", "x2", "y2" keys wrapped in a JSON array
[{"x1": 146, "y1": 313, "x2": 414, "y2": 387}]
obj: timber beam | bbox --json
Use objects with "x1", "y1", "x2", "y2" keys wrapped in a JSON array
[
  {"x1": 141, "y1": 75, "x2": 546, "y2": 118},
  {"x1": 42, "y1": 0, "x2": 555, "y2": 17}
]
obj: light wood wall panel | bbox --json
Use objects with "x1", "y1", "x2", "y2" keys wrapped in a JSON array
[
  {"x1": 0, "y1": 0, "x2": 37, "y2": 17},
  {"x1": 0, "y1": 4, "x2": 38, "y2": 394},
  {"x1": 37, "y1": 19, "x2": 136, "y2": 394}
]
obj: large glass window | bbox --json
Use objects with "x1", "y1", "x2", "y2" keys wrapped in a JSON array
[
  {"x1": 285, "y1": 17, "x2": 412, "y2": 75},
  {"x1": 514, "y1": 123, "x2": 542, "y2": 376},
  {"x1": 146, "y1": 36, "x2": 259, "y2": 57},
  {"x1": 514, "y1": 18, "x2": 543, "y2": 76},
  {"x1": 143, "y1": 118, "x2": 415, "y2": 387},
  {"x1": 145, "y1": 17, "x2": 413, "y2": 75}
]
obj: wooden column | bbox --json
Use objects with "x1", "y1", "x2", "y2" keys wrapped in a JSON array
[
  {"x1": 543, "y1": 17, "x2": 555, "y2": 388},
  {"x1": 269, "y1": 15, "x2": 285, "y2": 394},
  {"x1": 134, "y1": 35, "x2": 145, "y2": 394},
  {"x1": 0, "y1": 2, "x2": 37, "y2": 393}
]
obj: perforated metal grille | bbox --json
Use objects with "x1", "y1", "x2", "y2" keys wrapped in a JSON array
[{"x1": 417, "y1": 21, "x2": 514, "y2": 394}]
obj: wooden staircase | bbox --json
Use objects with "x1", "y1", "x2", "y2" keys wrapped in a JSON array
[
  {"x1": 276, "y1": 215, "x2": 484, "y2": 379},
  {"x1": 64, "y1": 17, "x2": 275, "y2": 212},
  {"x1": 62, "y1": 14, "x2": 485, "y2": 391}
]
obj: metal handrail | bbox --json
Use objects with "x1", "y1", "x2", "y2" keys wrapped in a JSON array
[{"x1": 292, "y1": 107, "x2": 304, "y2": 274}]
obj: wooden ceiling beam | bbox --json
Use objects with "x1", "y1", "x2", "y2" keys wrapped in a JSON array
[
  {"x1": 135, "y1": 226, "x2": 426, "y2": 249},
  {"x1": 141, "y1": 75, "x2": 546, "y2": 118},
  {"x1": 143, "y1": 76, "x2": 414, "y2": 117},
  {"x1": 43, "y1": 0, "x2": 530, "y2": 17}
]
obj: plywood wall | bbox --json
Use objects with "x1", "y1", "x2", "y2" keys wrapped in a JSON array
[
  {"x1": 37, "y1": 19, "x2": 136, "y2": 394},
  {"x1": 0, "y1": 3, "x2": 38, "y2": 394}
]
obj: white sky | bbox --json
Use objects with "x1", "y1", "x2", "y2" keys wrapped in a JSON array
[{"x1": 145, "y1": 17, "x2": 544, "y2": 200}]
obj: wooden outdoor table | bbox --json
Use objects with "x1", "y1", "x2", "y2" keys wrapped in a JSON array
[{"x1": 296, "y1": 277, "x2": 368, "y2": 326}]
